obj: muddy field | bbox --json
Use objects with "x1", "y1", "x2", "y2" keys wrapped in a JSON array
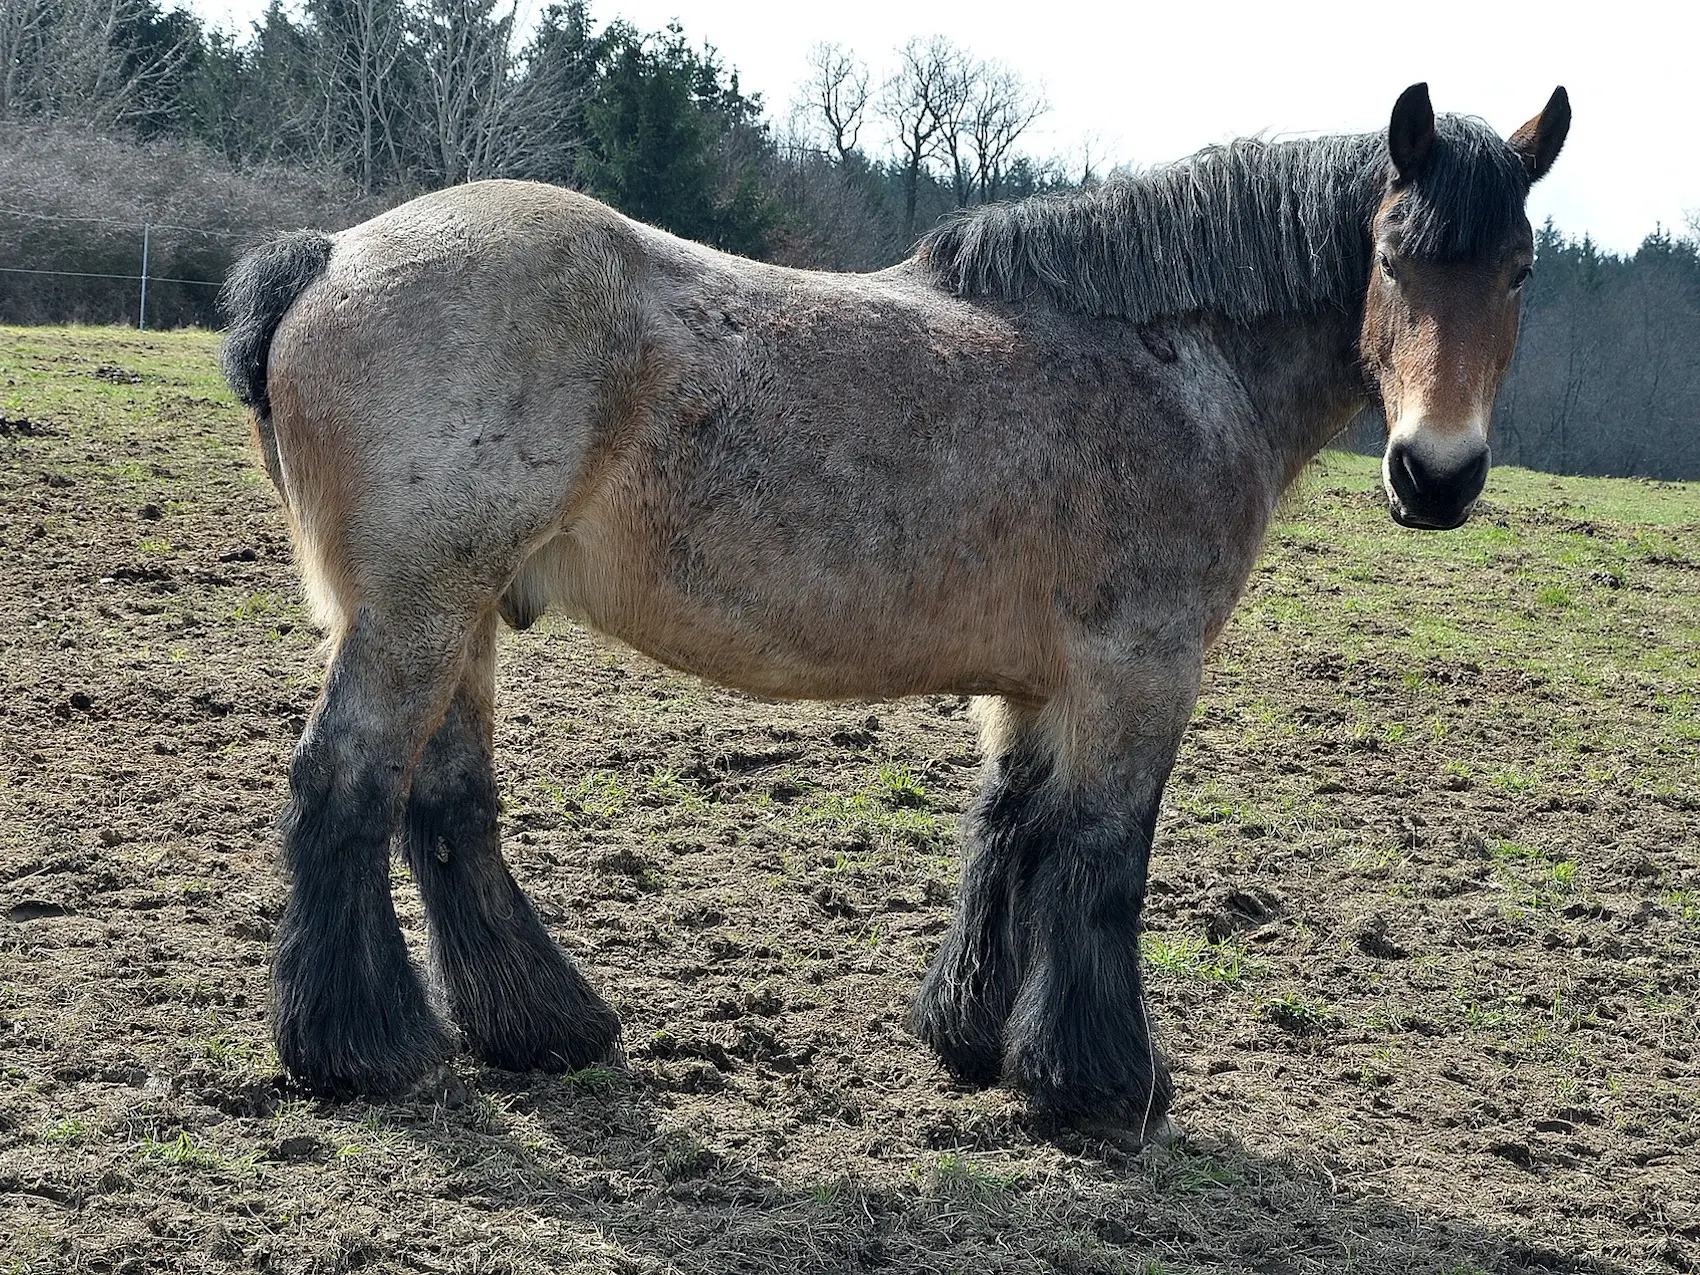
[{"x1": 2, "y1": 325, "x2": 1698, "y2": 1274}]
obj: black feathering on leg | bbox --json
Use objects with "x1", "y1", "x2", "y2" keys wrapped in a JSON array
[
  {"x1": 913, "y1": 726, "x2": 1175, "y2": 1140},
  {"x1": 909, "y1": 750, "x2": 1042, "y2": 1085},
  {"x1": 271, "y1": 720, "x2": 453, "y2": 1099},
  {"x1": 997, "y1": 770, "x2": 1173, "y2": 1140},
  {"x1": 402, "y1": 696, "x2": 621, "y2": 1073}
]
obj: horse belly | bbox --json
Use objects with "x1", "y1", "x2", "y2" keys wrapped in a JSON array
[{"x1": 507, "y1": 502, "x2": 1063, "y2": 703}]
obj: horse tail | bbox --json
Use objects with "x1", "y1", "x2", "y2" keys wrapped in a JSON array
[{"x1": 219, "y1": 230, "x2": 334, "y2": 503}]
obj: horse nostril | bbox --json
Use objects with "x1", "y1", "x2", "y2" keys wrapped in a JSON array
[
  {"x1": 1386, "y1": 439, "x2": 1428, "y2": 506},
  {"x1": 1460, "y1": 447, "x2": 1489, "y2": 499},
  {"x1": 1399, "y1": 447, "x2": 1424, "y2": 493}
]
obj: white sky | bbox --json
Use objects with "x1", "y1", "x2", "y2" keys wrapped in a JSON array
[{"x1": 187, "y1": 0, "x2": 1699, "y2": 255}]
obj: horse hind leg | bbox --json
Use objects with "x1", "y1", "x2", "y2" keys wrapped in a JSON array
[
  {"x1": 400, "y1": 613, "x2": 621, "y2": 1072},
  {"x1": 271, "y1": 463, "x2": 570, "y2": 1095},
  {"x1": 272, "y1": 603, "x2": 470, "y2": 1097}
]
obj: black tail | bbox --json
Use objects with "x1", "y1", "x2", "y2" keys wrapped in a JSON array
[{"x1": 219, "y1": 231, "x2": 334, "y2": 493}]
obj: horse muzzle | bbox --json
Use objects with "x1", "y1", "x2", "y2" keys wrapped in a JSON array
[{"x1": 1383, "y1": 436, "x2": 1489, "y2": 531}]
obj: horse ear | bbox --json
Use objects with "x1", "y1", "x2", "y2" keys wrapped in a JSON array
[
  {"x1": 1388, "y1": 82, "x2": 1435, "y2": 180},
  {"x1": 1509, "y1": 86, "x2": 1571, "y2": 183}
]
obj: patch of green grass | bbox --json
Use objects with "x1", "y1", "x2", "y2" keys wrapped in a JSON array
[
  {"x1": 643, "y1": 767, "x2": 705, "y2": 811},
  {"x1": 42, "y1": 1116, "x2": 95, "y2": 1146},
  {"x1": 229, "y1": 590, "x2": 285, "y2": 623},
  {"x1": 875, "y1": 760, "x2": 929, "y2": 808},
  {"x1": 1486, "y1": 764, "x2": 1541, "y2": 795},
  {"x1": 562, "y1": 1064, "x2": 625, "y2": 1092},
  {"x1": 137, "y1": 1131, "x2": 231, "y2": 1171},
  {"x1": 572, "y1": 770, "x2": 629, "y2": 822},
  {"x1": 930, "y1": 1152, "x2": 1026, "y2": 1207},
  {"x1": 1143, "y1": 933, "x2": 1250, "y2": 984},
  {"x1": 1662, "y1": 888, "x2": 1700, "y2": 927},
  {"x1": 196, "y1": 1031, "x2": 273, "y2": 1072},
  {"x1": 792, "y1": 788, "x2": 953, "y2": 851},
  {"x1": 657, "y1": 1131, "x2": 717, "y2": 1182},
  {"x1": 1486, "y1": 837, "x2": 1544, "y2": 861},
  {"x1": 1159, "y1": 1151, "x2": 1244, "y2": 1194}
]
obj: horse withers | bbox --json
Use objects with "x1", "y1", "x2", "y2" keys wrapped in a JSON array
[{"x1": 219, "y1": 83, "x2": 1568, "y2": 1139}]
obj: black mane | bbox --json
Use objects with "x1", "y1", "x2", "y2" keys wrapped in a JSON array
[{"x1": 917, "y1": 115, "x2": 1531, "y2": 323}]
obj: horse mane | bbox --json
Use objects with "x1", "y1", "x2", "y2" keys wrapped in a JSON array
[{"x1": 916, "y1": 115, "x2": 1531, "y2": 324}]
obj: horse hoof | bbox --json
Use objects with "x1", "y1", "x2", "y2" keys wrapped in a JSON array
[
  {"x1": 466, "y1": 1004, "x2": 624, "y2": 1075},
  {"x1": 271, "y1": 909, "x2": 455, "y2": 1100},
  {"x1": 275, "y1": 1015, "x2": 455, "y2": 1101},
  {"x1": 1026, "y1": 1104, "x2": 1179, "y2": 1152},
  {"x1": 1141, "y1": 1114, "x2": 1181, "y2": 1148}
]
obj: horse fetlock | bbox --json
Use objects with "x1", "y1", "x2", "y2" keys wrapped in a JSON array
[
  {"x1": 1001, "y1": 962, "x2": 1173, "y2": 1140},
  {"x1": 408, "y1": 813, "x2": 621, "y2": 1073},
  {"x1": 270, "y1": 897, "x2": 452, "y2": 1098},
  {"x1": 909, "y1": 926, "x2": 1018, "y2": 1086},
  {"x1": 1007, "y1": 1032, "x2": 1175, "y2": 1143},
  {"x1": 434, "y1": 923, "x2": 622, "y2": 1073}
]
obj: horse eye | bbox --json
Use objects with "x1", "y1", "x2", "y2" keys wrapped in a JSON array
[
  {"x1": 1510, "y1": 265, "x2": 1532, "y2": 290},
  {"x1": 1378, "y1": 253, "x2": 1398, "y2": 283}
]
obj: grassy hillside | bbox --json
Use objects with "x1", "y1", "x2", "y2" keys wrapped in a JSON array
[{"x1": 1, "y1": 325, "x2": 1696, "y2": 1275}]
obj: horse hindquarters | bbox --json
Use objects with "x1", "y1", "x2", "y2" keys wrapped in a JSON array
[{"x1": 912, "y1": 648, "x2": 1200, "y2": 1139}]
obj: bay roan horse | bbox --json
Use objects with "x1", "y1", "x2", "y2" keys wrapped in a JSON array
[{"x1": 220, "y1": 83, "x2": 1569, "y2": 1138}]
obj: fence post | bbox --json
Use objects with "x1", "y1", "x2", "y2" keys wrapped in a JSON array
[{"x1": 138, "y1": 222, "x2": 150, "y2": 331}]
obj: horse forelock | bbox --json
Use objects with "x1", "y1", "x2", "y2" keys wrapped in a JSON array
[
  {"x1": 1389, "y1": 115, "x2": 1533, "y2": 261},
  {"x1": 917, "y1": 115, "x2": 1531, "y2": 323}
]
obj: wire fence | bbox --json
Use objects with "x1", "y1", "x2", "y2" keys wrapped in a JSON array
[{"x1": 0, "y1": 204, "x2": 235, "y2": 328}]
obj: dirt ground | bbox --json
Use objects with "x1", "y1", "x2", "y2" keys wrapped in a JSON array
[{"x1": 2, "y1": 326, "x2": 1698, "y2": 1275}]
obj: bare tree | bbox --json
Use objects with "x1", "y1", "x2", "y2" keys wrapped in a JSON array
[
  {"x1": 502, "y1": 0, "x2": 598, "y2": 187},
  {"x1": 803, "y1": 41, "x2": 867, "y2": 164},
  {"x1": 414, "y1": 0, "x2": 523, "y2": 185},
  {"x1": 309, "y1": 0, "x2": 411, "y2": 194},
  {"x1": 0, "y1": 0, "x2": 50, "y2": 118},
  {"x1": 877, "y1": 36, "x2": 970, "y2": 237},
  {"x1": 965, "y1": 62, "x2": 1046, "y2": 202},
  {"x1": 0, "y1": 0, "x2": 197, "y2": 128}
]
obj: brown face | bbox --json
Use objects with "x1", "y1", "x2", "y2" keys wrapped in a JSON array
[
  {"x1": 1362, "y1": 82, "x2": 1571, "y2": 530},
  {"x1": 1362, "y1": 212, "x2": 1533, "y2": 530}
]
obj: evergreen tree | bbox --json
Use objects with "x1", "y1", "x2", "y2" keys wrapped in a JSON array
[{"x1": 576, "y1": 24, "x2": 776, "y2": 256}]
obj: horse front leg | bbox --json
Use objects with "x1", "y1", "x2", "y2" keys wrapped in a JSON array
[
  {"x1": 400, "y1": 615, "x2": 622, "y2": 1073},
  {"x1": 272, "y1": 607, "x2": 468, "y2": 1098},
  {"x1": 914, "y1": 652, "x2": 1199, "y2": 1140},
  {"x1": 910, "y1": 699, "x2": 1039, "y2": 1085}
]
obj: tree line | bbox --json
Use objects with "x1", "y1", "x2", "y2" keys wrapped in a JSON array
[
  {"x1": 0, "y1": 0, "x2": 1058, "y2": 268},
  {"x1": 1, "y1": 0, "x2": 1695, "y2": 478}
]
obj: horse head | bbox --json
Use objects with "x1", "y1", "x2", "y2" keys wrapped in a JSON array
[{"x1": 1361, "y1": 82, "x2": 1570, "y2": 529}]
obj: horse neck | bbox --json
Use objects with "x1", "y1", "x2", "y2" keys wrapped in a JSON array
[{"x1": 1210, "y1": 305, "x2": 1370, "y2": 489}]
